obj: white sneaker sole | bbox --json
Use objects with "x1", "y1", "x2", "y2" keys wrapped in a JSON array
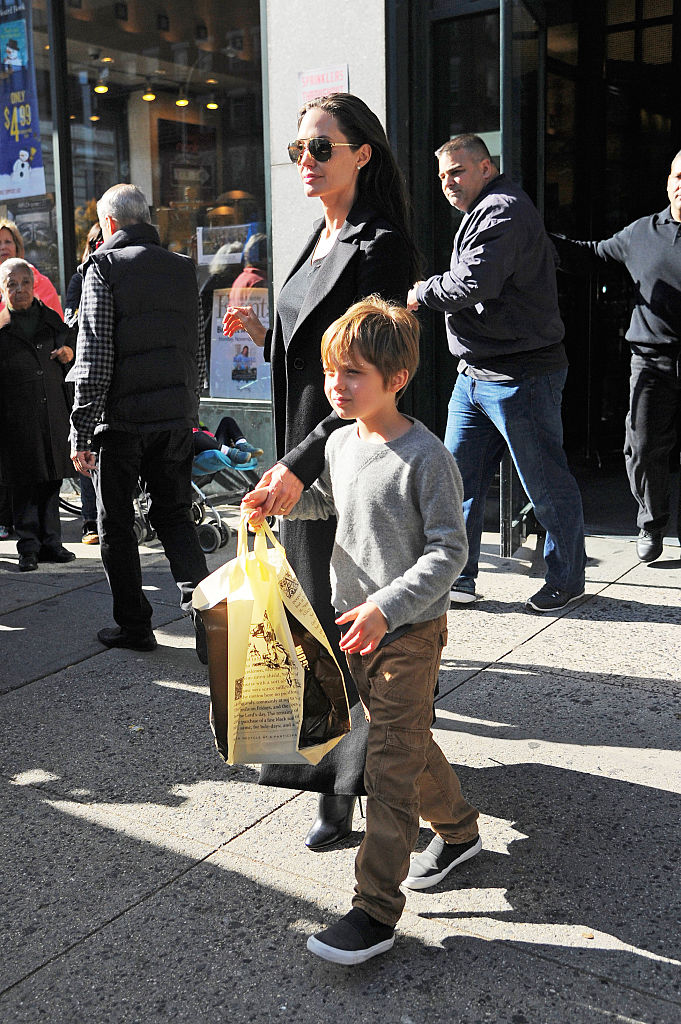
[
  {"x1": 306, "y1": 933, "x2": 395, "y2": 965},
  {"x1": 402, "y1": 836, "x2": 482, "y2": 890}
]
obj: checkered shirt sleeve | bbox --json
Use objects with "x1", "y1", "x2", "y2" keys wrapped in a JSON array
[
  {"x1": 196, "y1": 300, "x2": 207, "y2": 401},
  {"x1": 67, "y1": 263, "x2": 115, "y2": 453}
]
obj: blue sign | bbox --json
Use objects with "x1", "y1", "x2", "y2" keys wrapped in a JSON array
[{"x1": 0, "y1": 1, "x2": 46, "y2": 200}]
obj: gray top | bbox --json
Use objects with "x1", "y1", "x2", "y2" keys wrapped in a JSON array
[
  {"x1": 416, "y1": 173, "x2": 566, "y2": 377},
  {"x1": 287, "y1": 417, "x2": 467, "y2": 631},
  {"x1": 276, "y1": 245, "x2": 326, "y2": 349}
]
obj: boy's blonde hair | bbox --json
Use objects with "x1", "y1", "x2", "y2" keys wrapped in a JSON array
[{"x1": 321, "y1": 295, "x2": 420, "y2": 399}]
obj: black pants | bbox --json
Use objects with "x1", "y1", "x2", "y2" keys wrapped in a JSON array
[
  {"x1": 0, "y1": 483, "x2": 13, "y2": 530},
  {"x1": 12, "y1": 480, "x2": 62, "y2": 555},
  {"x1": 95, "y1": 429, "x2": 208, "y2": 635},
  {"x1": 192, "y1": 416, "x2": 244, "y2": 455},
  {"x1": 625, "y1": 350, "x2": 681, "y2": 535}
]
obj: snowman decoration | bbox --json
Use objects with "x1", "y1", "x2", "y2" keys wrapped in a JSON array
[{"x1": 11, "y1": 149, "x2": 31, "y2": 182}]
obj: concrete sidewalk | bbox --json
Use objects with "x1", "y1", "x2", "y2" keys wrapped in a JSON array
[{"x1": 1, "y1": 510, "x2": 680, "y2": 1024}]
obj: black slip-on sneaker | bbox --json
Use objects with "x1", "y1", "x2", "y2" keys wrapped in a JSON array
[{"x1": 307, "y1": 908, "x2": 395, "y2": 965}]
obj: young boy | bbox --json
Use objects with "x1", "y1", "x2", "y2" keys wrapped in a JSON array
[{"x1": 243, "y1": 296, "x2": 481, "y2": 965}]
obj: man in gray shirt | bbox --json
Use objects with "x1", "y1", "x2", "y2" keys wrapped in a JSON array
[
  {"x1": 551, "y1": 149, "x2": 681, "y2": 564},
  {"x1": 408, "y1": 133, "x2": 586, "y2": 613}
]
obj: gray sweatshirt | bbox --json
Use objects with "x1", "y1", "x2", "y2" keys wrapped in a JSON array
[{"x1": 287, "y1": 418, "x2": 467, "y2": 631}]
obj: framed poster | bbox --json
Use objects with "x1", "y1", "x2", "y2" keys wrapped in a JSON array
[
  {"x1": 209, "y1": 286, "x2": 271, "y2": 401},
  {"x1": 196, "y1": 223, "x2": 249, "y2": 266}
]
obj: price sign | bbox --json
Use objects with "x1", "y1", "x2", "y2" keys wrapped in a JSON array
[{"x1": 0, "y1": 8, "x2": 46, "y2": 200}]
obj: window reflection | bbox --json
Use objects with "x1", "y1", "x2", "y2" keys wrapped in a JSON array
[{"x1": 60, "y1": 0, "x2": 267, "y2": 398}]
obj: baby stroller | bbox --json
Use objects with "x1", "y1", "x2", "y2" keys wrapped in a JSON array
[
  {"x1": 59, "y1": 476, "x2": 157, "y2": 545},
  {"x1": 191, "y1": 448, "x2": 260, "y2": 553}
]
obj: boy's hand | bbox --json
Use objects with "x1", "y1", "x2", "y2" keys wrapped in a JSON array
[
  {"x1": 336, "y1": 602, "x2": 388, "y2": 656},
  {"x1": 240, "y1": 487, "x2": 270, "y2": 527},
  {"x1": 255, "y1": 463, "x2": 304, "y2": 517}
]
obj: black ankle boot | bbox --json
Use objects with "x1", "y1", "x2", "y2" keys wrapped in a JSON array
[{"x1": 305, "y1": 794, "x2": 357, "y2": 850}]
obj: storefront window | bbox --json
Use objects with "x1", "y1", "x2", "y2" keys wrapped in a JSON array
[
  {"x1": 7, "y1": 1, "x2": 270, "y2": 423},
  {"x1": 62, "y1": 1, "x2": 268, "y2": 404}
]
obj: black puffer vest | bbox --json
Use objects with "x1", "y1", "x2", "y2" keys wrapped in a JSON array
[{"x1": 90, "y1": 223, "x2": 199, "y2": 432}]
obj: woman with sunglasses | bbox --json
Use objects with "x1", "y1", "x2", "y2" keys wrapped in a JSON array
[{"x1": 223, "y1": 93, "x2": 420, "y2": 851}]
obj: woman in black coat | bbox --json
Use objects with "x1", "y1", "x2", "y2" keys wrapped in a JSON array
[
  {"x1": 223, "y1": 93, "x2": 420, "y2": 849},
  {"x1": 0, "y1": 259, "x2": 75, "y2": 571}
]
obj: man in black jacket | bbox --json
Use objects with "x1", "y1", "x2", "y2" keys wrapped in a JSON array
[
  {"x1": 68, "y1": 184, "x2": 208, "y2": 656},
  {"x1": 0, "y1": 258, "x2": 76, "y2": 571},
  {"x1": 408, "y1": 134, "x2": 586, "y2": 613},
  {"x1": 552, "y1": 150, "x2": 681, "y2": 563}
]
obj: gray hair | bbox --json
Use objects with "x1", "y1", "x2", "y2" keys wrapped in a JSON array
[
  {"x1": 435, "y1": 134, "x2": 493, "y2": 163},
  {"x1": 0, "y1": 257, "x2": 34, "y2": 289},
  {"x1": 97, "y1": 183, "x2": 151, "y2": 227}
]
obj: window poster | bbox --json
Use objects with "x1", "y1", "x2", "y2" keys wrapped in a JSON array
[
  {"x1": 0, "y1": 1, "x2": 46, "y2": 201},
  {"x1": 209, "y1": 285, "x2": 271, "y2": 401}
]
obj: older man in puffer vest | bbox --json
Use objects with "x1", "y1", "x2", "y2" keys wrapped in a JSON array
[{"x1": 68, "y1": 183, "x2": 208, "y2": 659}]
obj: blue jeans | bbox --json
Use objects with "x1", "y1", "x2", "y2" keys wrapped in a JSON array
[
  {"x1": 444, "y1": 369, "x2": 586, "y2": 594},
  {"x1": 79, "y1": 472, "x2": 98, "y2": 523}
]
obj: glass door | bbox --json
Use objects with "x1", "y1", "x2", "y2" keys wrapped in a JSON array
[{"x1": 499, "y1": 0, "x2": 546, "y2": 555}]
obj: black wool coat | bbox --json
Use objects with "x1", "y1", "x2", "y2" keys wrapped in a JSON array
[
  {"x1": 259, "y1": 203, "x2": 412, "y2": 795},
  {"x1": 266, "y1": 203, "x2": 412, "y2": 466},
  {"x1": 0, "y1": 301, "x2": 74, "y2": 486}
]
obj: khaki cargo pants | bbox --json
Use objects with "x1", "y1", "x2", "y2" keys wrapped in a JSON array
[{"x1": 346, "y1": 614, "x2": 479, "y2": 926}]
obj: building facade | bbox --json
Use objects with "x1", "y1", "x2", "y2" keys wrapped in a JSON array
[{"x1": 6, "y1": 1, "x2": 679, "y2": 512}]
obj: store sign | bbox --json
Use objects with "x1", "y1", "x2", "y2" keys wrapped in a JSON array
[
  {"x1": 0, "y1": 1, "x2": 46, "y2": 201},
  {"x1": 297, "y1": 64, "x2": 349, "y2": 107}
]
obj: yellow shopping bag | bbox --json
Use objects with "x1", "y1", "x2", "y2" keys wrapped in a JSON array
[{"x1": 192, "y1": 515, "x2": 350, "y2": 766}]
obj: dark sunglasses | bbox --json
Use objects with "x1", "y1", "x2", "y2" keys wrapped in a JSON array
[{"x1": 287, "y1": 137, "x2": 356, "y2": 164}]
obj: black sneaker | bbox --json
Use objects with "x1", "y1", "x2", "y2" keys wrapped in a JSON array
[
  {"x1": 525, "y1": 584, "x2": 585, "y2": 613},
  {"x1": 97, "y1": 626, "x2": 157, "y2": 652},
  {"x1": 450, "y1": 577, "x2": 477, "y2": 604},
  {"x1": 307, "y1": 908, "x2": 395, "y2": 965},
  {"x1": 636, "y1": 529, "x2": 663, "y2": 563},
  {"x1": 18, "y1": 553, "x2": 38, "y2": 572},
  {"x1": 402, "y1": 834, "x2": 482, "y2": 890},
  {"x1": 37, "y1": 545, "x2": 76, "y2": 564}
]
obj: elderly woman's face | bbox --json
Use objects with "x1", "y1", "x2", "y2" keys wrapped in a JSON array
[
  {"x1": 1, "y1": 266, "x2": 34, "y2": 311},
  {"x1": 0, "y1": 228, "x2": 18, "y2": 264}
]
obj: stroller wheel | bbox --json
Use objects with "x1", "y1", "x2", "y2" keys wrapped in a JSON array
[
  {"x1": 133, "y1": 517, "x2": 147, "y2": 544},
  {"x1": 218, "y1": 521, "x2": 231, "y2": 547},
  {"x1": 192, "y1": 500, "x2": 205, "y2": 525},
  {"x1": 197, "y1": 522, "x2": 222, "y2": 553}
]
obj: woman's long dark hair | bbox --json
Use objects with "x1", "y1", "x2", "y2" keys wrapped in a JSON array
[{"x1": 298, "y1": 92, "x2": 422, "y2": 280}]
